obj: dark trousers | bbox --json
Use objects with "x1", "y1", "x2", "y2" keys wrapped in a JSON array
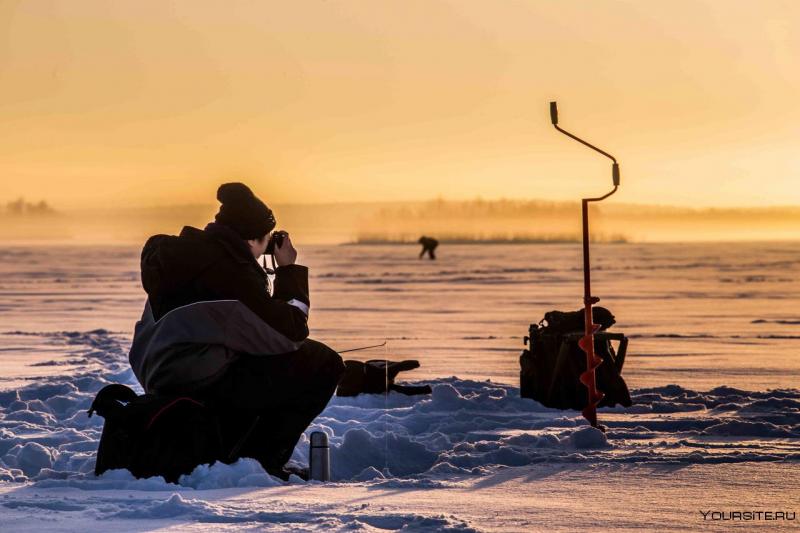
[
  {"x1": 419, "y1": 246, "x2": 437, "y2": 260},
  {"x1": 198, "y1": 339, "x2": 345, "y2": 471}
]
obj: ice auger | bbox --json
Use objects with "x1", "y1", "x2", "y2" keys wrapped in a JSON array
[{"x1": 549, "y1": 101, "x2": 620, "y2": 429}]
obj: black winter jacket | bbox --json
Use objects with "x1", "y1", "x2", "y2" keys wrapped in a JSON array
[{"x1": 129, "y1": 223, "x2": 311, "y2": 393}]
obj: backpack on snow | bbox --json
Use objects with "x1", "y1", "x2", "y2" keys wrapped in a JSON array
[
  {"x1": 88, "y1": 384, "x2": 228, "y2": 483},
  {"x1": 519, "y1": 307, "x2": 632, "y2": 410}
]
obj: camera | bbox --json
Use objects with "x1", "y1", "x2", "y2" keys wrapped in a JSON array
[{"x1": 266, "y1": 230, "x2": 288, "y2": 255}]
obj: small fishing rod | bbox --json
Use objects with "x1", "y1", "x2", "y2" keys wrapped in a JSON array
[{"x1": 337, "y1": 341, "x2": 387, "y2": 354}]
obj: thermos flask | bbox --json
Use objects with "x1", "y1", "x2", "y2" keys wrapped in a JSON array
[{"x1": 309, "y1": 431, "x2": 330, "y2": 481}]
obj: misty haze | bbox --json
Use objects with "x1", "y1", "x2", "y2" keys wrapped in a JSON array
[{"x1": 3, "y1": 197, "x2": 799, "y2": 244}]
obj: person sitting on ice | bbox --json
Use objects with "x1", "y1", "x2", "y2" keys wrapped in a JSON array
[
  {"x1": 418, "y1": 235, "x2": 439, "y2": 260},
  {"x1": 128, "y1": 182, "x2": 344, "y2": 480}
]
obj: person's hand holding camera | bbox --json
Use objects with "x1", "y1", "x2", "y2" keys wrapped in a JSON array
[{"x1": 272, "y1": 232, "x2": 297, "y2": 266}]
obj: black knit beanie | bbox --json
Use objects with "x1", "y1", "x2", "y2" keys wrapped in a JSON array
[{"x1": 214, "y1": 183, "x2": 276, "y2": 240}]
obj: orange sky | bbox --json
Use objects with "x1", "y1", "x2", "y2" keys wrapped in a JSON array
[{"x1": 1, "y1": 0, "x2": 799, "y2": 209}]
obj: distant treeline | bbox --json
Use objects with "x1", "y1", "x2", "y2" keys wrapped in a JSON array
[
  {"x1": 354, "y1": 199, "x2": 800, "y2": 244},
  {"x1": 352, "y1": 233, "x2": 628, "y2": 245},
  {"x1": 2, "y1": 198, "x2": 57, "y2": 216},
  {"x1": 371, "y1": 198, "x2": 590, "y2": 220},
  {"x1": 354, "y1": 198, "x2": 609, "y2": 244}
]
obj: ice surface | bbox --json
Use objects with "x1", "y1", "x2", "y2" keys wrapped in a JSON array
[{"x1": 1, "y1": 243, "x2": 799, "y2": 530}]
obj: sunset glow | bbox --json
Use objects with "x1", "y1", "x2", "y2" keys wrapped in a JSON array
[{"x1": 2, "y1": 0, "x2": 799, "y2": 211}]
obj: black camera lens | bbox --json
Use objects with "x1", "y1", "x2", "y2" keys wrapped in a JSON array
[{"x1": 266, "y1": 231, "x2": 287, "y2": 254}]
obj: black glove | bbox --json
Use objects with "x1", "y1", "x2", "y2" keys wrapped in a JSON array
[{"x1": 336, "y1": 359, "x2": 433, "y2": 397}]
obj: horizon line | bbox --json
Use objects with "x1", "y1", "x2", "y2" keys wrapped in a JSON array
[{"x1": 3, "y1": 197, "x2": 800, "y2": 213}]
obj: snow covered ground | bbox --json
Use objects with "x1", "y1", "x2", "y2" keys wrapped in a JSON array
[{"x1": 1, "y1": 243, "x2": 799, "y2": 530}]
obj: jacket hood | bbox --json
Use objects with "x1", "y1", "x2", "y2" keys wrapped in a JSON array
[{"x1": 140, "y1": 226, "x2": 220, "y2": 298}]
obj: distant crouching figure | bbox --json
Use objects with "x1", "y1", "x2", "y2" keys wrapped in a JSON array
[{"x1": 418, "y1": 236, "x2": 439, "y2": 260}]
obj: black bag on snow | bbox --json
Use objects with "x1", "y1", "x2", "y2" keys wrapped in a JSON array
[
  {"x1": 520, "y1": 307, "x2": 632, "y2": 410},
  {"x1": 88, "y1": 384, "x2": 226, "y2": 483},
  {"x1": 336, "y1": 359, "x2": 432, "y2": 397}
]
